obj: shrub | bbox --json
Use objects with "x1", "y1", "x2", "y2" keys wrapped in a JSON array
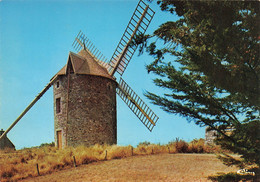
[
  {"x1": 137, "y1": 141, "x2": 151, "y2": 147},
  {"x1": 39, "y1": 142, "x2": 55, "y2": 148},
  {"x1": 135, "y1": 144, "x2": 148, "y2": 155},
  {"x1": 188, "y1": 138, "x2": 206, "y2": 153},
  {"x1": 169, "y1": 138, "x2": 189, "y2": 153}
]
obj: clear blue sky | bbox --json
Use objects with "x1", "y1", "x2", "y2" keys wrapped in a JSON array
[{"x1": 0, "y1": 0, "x2": 205, "y2": 149}]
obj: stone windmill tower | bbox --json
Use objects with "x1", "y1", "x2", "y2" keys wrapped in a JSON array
[
  {"x1": 52, "y1": 50, "x2": 117, "y2": 148},
  {"x1": 0, "y1": 0, "x2": 159, "y2": 149},
  {"x1": 52, "y1": 0, "x2": 158, "y2": 148}
]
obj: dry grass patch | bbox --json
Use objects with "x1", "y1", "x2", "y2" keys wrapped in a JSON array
[
  {"x1": 106, "y1": 145, "x2": 132, "y2": 160},
  {"x1": 0, "y1": 139, "x2": 224, "y2": 182}
]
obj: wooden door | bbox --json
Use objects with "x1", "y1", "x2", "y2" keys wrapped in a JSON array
[{"x1": 57, "y1": 130, "x2": 62, "y2": 149}]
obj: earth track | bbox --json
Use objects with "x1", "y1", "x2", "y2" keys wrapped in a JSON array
[{"x1": 21, "y1": 153, "x2": 238, "y2": 182}]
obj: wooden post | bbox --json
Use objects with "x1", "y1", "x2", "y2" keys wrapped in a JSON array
[
  {"x1": 36, "y1": 163, "x2": 40, "y2": 176},
  {"x1": 168, "y1": 146, "x2": 170, "y2": 154},
  {"x1": 105, "y1": 150, "x2": 107, "y2": 160},
  {"x1": 131, "y1": 146, "x2": 134, "y2": 156},
  {"x1": 0, "y1": 81, "x2": 54, "y2": 141},
  {"x1": 73, "y1": 156, "x2": 77, "y2": 167}
]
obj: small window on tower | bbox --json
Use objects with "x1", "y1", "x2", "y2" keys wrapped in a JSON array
[
  {"x1": 56, "y1": 81, "x2": 60, "y2": 88},
  {"x1": 56, "y1": 98, "x2": 61, "y2": 113},
  {"x1": 107, "y1": 82, "x2": 112, "y2": 90}
]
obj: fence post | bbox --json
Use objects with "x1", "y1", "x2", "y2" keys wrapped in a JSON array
[
  {"x1": 105, "y1": 150, "x2": 107, "y2": 160},
  {"x1": 168, "y1": 146, "x2": 170, "y2": 154},
  {"x1": 36, "y1": 163, "x2": 40, "y2": 176},
  {"x1": 73, "y1": 156, "x2": 77, "y2": 167},
  {"x1": 131, "y1": 146, "x2": 134, "y2": 156}
]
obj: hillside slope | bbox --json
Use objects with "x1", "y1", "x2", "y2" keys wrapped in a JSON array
[{"x1": 21, "y1": 154, "x2": 238, "y2": 182}]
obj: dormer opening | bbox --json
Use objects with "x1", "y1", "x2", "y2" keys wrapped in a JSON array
[{"x1": 67, "y1": 58, "x2": 74, "y2": 74}]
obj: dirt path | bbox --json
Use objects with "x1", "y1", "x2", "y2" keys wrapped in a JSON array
[{"x1": 22, "y1": 154, "x2": 238, "y2": 182}]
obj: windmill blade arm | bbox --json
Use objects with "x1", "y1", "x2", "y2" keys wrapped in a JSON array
[
  {"x1": 0, "y1": 79, "x2": 54, "y2": 141},
  {"x1": 108, "y1": 0, "x2": 155, "y2": 76},
  {"x1": 117, "y1": 78, "x2": 159, "y2": 132}
]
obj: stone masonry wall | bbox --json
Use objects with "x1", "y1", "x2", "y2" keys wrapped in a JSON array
[
  {"x1": 67, "y1": 74, "x2": 117, "y2": 147},
  {"x1": 205, "y1": 127, "x2": 235, "y2": 145},
  {"x1": 53, "y1": 73, "x2": 117, "y2": 148},
  {"x1": 53, "y1": 75, "x2": 69, "y2": 148},
  {"x1": 205, "y1": 127, "x2": 218, "y2": 145}
]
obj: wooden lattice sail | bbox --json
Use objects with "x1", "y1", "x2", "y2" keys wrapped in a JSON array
[
  {"x1": 117, "y1": 78, "x2": 159, "y2": 131},
  {"x1": 72, "y1": 31, "x2": 110, "y2": 70},
  {"x1": 108, "y1": 0, "x2": 155, "y2": 76}
]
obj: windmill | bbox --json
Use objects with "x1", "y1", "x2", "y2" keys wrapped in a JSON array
[{"x1": 0, "y1": 0, "x2": 158, "y2": 149}]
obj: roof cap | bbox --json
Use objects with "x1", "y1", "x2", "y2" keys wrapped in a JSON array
[{"x1": 54, "y1": 50, "x2": 113, "y2": 80}]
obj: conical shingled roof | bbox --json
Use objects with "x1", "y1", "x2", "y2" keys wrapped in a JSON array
[{"x1": 54, "y1": 50, "x2": 113, "y2": 80}]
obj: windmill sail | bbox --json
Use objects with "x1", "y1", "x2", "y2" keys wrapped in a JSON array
[
  {"x1": 108, "y1": 0, "x2": 155, "y2": 76},
  {"x1": 72, "y1": 31, "x2": 111, "y2": 70},
  {"x1": 117, "y1": 78, "x2": 159, "y2": 131}
]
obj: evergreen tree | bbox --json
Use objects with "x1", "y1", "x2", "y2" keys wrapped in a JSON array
[{"x1": 136, "y1": 1, "x2": 260, "y2": 167}]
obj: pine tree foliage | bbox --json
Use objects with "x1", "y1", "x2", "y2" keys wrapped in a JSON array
[{"x1": 137, "y1": 1, "x2": 260, "y2": 167}]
